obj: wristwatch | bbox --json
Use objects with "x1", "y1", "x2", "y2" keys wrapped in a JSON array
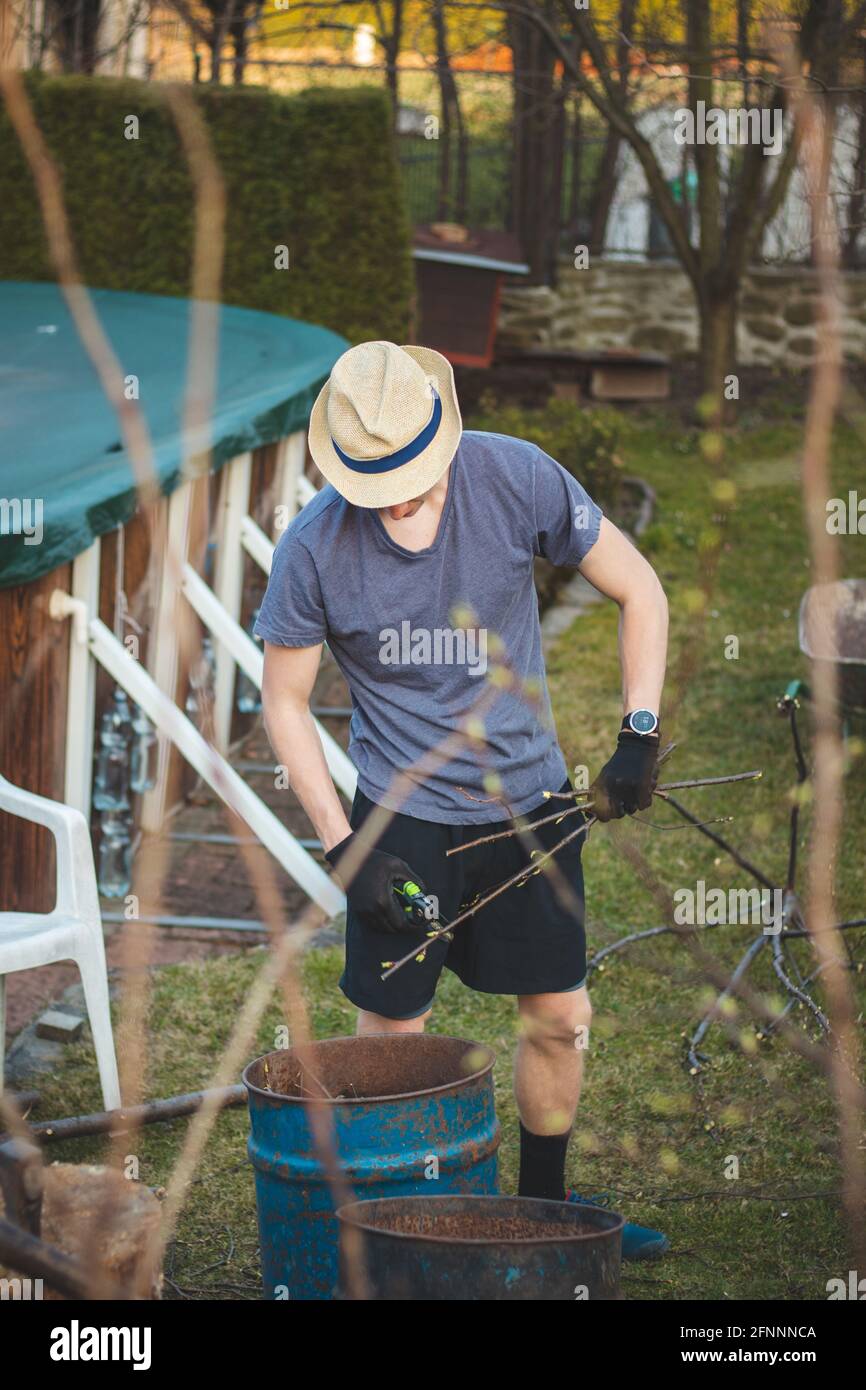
[{"x1": 622, "y1": 708, "x2": 659, "y2": 737}]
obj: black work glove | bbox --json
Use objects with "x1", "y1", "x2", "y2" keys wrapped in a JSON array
[
  {"x1": 325, "y1": 832, "x2": 427, "y2": 935},
  {"x1": 590, "y1": 731, "x2": 659, "y2": 822}
]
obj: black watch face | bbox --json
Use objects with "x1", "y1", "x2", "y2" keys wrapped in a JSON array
[{"x1": 628, "y1": 709, "x2": 658, "y2": 735}]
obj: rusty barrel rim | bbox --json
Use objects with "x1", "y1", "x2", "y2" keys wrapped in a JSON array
[
  {"x1": 242, "y1": 1032, "x2": 496, "y2": 1106},
  {"x1": 335, "y1": 1194, "x2": 625, "y2": 1244}
]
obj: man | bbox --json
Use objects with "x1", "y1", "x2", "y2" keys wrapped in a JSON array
[{"x1": 256, "y1": 340, "x2": 669, "y2": 1259}]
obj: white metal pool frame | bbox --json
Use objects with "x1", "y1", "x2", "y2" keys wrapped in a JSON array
[{"x1": 48, "y1": 431, "x2": 353, "y2": 918}]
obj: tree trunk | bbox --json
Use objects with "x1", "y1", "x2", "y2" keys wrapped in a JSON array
[
  {"x1": 546, "y1": 79, "x2": 568, "y2": 284},
  {"x1": 588, "y1": 0, "x2": 635, "y2": 255},
  {"x1": 384, "y1": 0, "x2": 403, "y2": 116},
  {"x1": 507, "y1": 1, "x2": 560, "y2": 283},
  {"x1": 566, "y1": 89, "x2": 583, "y2": 236},
  {"x1": 588, "y1": 128, "x2": 621, "y2": 254},
  {"x1": 454, "y1": 99, "x2": 469, "y2": 224},
  {"x1": 231, "y1": 19, "x2": 247, "y2": 84},
  {"x1": 737, "y1": 0, "x2": 752, "y2": 105},
  {"x1": 699, "y1": 293, "x2": 738, "y2": 417},
  {"x1": 844, "y1": 60, "x2": 866, "y2": 267},
  {"x1": 449, "y1": 60, "x2": 468, "y2": 222},
  {"x1": 432, "y1": 0, "x2": 453, "y2": 220}
]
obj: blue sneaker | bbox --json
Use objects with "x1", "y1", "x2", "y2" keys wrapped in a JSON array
[{"x1": 566, "y1": 1189, "x2": 669, "y2": 1261}]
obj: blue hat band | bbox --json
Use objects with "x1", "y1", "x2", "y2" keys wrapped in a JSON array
[{"x1": 331, "y1": 389, "x2": 442, "y2": 474}]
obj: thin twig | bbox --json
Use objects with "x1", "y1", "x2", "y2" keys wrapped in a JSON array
[
  {"x1": 446, "y1": 800, "x2": 588, "y2": 855},
  {"x1": 656, "y1": 772, "x2": 763, "y2": 792},
  {"x1": 450, "y1": 767, "x2": 762, "y2": 856},
  {"x1": 687, "y1": 934, "x2": 769, "y2": 1072},
  {"x1": 543, "y1": 770, "x2": 762, "y2": 799},
  {"x1": 661, "y1": 794, "x2": 777, "y2": 892},
  {"x1": 771, "y1": 932, "x2": 830, "y2": 1032},
  {"x1": 631, "y1": 813, "x2": 735, "y2": 831}
]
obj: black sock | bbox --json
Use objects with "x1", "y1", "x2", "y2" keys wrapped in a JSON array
[{"x1": 517, "y1": 1121, "x2": 571, "y2": 1201}]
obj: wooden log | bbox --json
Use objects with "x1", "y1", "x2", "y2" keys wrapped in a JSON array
[
  {"x1": 0, "y1": 1217, "x2": 96, "y2": 1300},
  {"x1": 25, "y1": 1083, "x2": 246, "y2": 1143}
]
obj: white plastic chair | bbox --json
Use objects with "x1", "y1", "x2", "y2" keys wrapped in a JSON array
[{"x1": 0, "y1": 773, "x2": 121, "y2": 1110}]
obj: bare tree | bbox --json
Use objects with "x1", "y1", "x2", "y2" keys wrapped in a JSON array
[
  {"x1": 431, "y1": 0, "x2": 468, "y2": 221},
  {"x1": 48, "y1": 0, "x2": 101, "y2": 71},
  {"x1": 843, "y1": 55, "x2": 866, "y2": 267},
  {"x1": 498, "y1": 0, "x2": 855, "y2": 411},
  {"x1": 507, "y1": 0, "x2": 563, "y2": 282},
  {"x1": 587, "y1": 0, "x2": 636, "y2": 256},
  {"x1": 13, "y1": 0, "x2": 151, "y2": 73},
  {"x1": 200, "y1": 0, "x2": 263, "y2": 83},
  {"x1": 370, "y1": 0, "x2": 404, "y2": 112}
]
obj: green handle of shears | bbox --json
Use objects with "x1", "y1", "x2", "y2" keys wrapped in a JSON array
[
  {"x1": 393, "y1": 880, "x2": 429, "y2": 924},
  {"x1": 396, "y1": 880, "x2": 423, "y2": 898}
]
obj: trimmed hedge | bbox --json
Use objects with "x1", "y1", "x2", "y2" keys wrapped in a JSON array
[{"x1": 0, "y1": 75, "x2": 412, "y2": 343}]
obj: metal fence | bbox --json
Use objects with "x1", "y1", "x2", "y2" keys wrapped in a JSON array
[
  {"x1": 397, "y1": 126, "x2": 607, "y2": 245},
  {"x1": 397, "y1": 134, "x2": 512, "y2": 229}
]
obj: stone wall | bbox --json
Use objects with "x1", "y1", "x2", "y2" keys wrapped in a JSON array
[{"x1": 497, "y1": 260, "x2": 866, "y2": 368}]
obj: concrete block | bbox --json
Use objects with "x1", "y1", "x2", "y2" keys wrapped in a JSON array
[{"x1": 35, "y1": 1010, "x2": 85, "y2": 1043}]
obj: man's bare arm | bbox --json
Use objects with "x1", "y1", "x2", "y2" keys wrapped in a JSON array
[
  {"x1": 260, "y1": 641, "x2": 352, "y2": 853},
  {"x1": 578, "y1": 516, "x2": 669, "y2": 715}
]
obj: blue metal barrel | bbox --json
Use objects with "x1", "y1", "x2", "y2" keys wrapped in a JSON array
[
  {"x1": 336, "y1": 1194, "x2": 623, "y2": 1300},
  {"x1": 243, "y1": 1033, "x2": 499, "y2": 1300}
]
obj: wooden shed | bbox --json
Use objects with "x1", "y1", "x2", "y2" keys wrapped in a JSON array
[{"x1": 412, "y1": 227, "x2": 529, "y2": 368}]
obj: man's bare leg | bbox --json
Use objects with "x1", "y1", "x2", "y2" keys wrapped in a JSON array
[
  {"x1": 356, "y1": 1009, "x2": 431, "y2": 1036},
  {"x1": 357, "y1": 995, "x2": 590, "y2": 1203},
  {"x1": 514, "y1": 987, "x2": 591, "y2": 1133},
  {"x1": 513, "y1": 987, "x2": 591, "y2": 1200}
]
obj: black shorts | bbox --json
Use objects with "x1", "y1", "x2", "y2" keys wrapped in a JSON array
[{"x1": 339, "y1": 779, "x2": 588, "y2": 1020}]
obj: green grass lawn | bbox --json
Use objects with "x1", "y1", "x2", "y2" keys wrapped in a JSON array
[{"x1": 27, "y1": 386, "x2": 866, "y2": 1299}]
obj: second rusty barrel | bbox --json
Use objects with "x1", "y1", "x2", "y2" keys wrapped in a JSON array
[
  {"x1": 243, "y1": 1033, "x2": 499, "y2": 1300},
  {"x1": 336, "y1": 1194, "x2": 624, "y2": 1300}
]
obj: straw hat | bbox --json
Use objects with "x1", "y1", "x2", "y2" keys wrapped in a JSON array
[{"x1": 308, "y1": 341, "x2": 462, "y2": 507}]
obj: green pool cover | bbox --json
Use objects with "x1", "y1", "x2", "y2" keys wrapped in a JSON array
[{"x1": 0, "y1": 282, "x2": 348, "y2": 588}]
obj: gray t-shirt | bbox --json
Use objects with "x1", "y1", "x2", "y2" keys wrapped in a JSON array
[{"x1": 255, "y1": 430, "x2": 602, "y2": 823}]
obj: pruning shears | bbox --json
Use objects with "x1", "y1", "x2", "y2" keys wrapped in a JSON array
[
  {"x1": 392, "y1": 879, "x2": 442, "y2": 929},
  {"x1": 380, "y1": 881, "x2": 454, "y2": 975}
]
